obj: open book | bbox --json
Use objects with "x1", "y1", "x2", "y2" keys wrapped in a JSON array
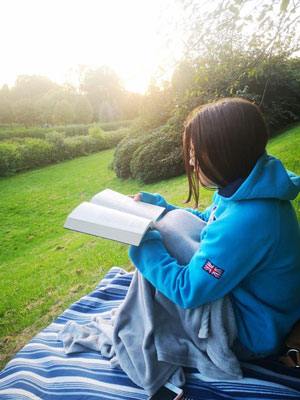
[{"x1": 64, "y1": 189, "x2": 165, "y2": 246}]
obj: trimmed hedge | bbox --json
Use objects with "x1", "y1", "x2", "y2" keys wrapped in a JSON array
[
  {"x1": 63, "y1": 136, "x2": 96, "y2": 158},
  {"x1": 18, "y1": 139, "x2": 54, "y2": 171},
  {"x1": 99, "y1": 120, "x2": 134, "y2": 131},
  {"x1": 0, "y1": 129, "x2": 129, "y2": 176},
  {"x1": 45, "y1": 131, "x2": 68, "y2": 162},
  {"x1": 0, "y1": 126, "x2": 53, "y2": 141},
  {"x1": 55, "y1": 125, "x2": 90, "y2": 137},
  {"x1": 103, "y1": 129, "x2": 130, "y2": 148},
  {"x1": 0, "y1": 142, "x2": 19, "y2": 176},
  {"x1": 0, "y1": 120, "x2": 135, "y2": 141}
]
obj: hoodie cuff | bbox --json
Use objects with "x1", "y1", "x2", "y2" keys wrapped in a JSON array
[{"x1": 140, "y1": 191, "x2": 158, "y2": 205}]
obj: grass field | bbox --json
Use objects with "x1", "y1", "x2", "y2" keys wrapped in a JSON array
[{"x1": 0, "y1": 125, "x2": 299, "y2": 369}]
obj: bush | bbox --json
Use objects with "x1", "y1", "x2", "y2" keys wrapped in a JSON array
[
  {"x1": 64, "y1": 136, "x2": 93, "y2": 158},
  {"x1": 89, "y1": 124, "x2": 105, "y2": 139},
  {"x1": 113, "y1": 132, "x2": 149, "y2": 179},
  {"x1": 63, "y1": 129, "x2": 128, "y2": 159},
  {"x1": 0, "y1": 121, "x2": 135, "y2": 141},
  {"x1": 0, "y1": 125, "x2": 92, "y2": 141},
  {"x1": 130, "y1": 130, "x2": 185, "y2": 183},
  {"x1": 99, "y1": 120, "x2": 135, "y2": 131},
  {"x1": 112, "y1": 127, "x2": 185, "y2": 183},
  {"x1": 104, "y1": 128, "x2": 130, "y2": 148},
  {"x1": 0, "y1": 126, "x2": 130, "y2": 176},
  {"x1": 0, "y1": 142, "x2": 19, "y2": 176},
  {"x1": 82, "y1": 136, "x2": 102, "y2": 153},
  {"x1": 45, "y1": 131, "x2": 67, "y2": 162},
  {"x1": 18, "y1": 139, "x2": 54, "y2": 170},
  {"x1": 0, "y1": 126, "x2": 53, "y2": 141},
  {"x1": 55, "y1": 124, "x2": 90, "y2": 137}
]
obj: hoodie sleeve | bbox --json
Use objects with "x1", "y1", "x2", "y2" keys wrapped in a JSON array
[
  {"x1": 140, "y1": 191, "x2": 215, "y2": 223},
  {"x1": 129, "y1": 201, "x2": 276, "y2": 309}
]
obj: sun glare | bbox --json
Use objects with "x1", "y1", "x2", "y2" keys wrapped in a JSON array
[{"x1": 0, "y1": 0, "x2": 184, "y2": 93}]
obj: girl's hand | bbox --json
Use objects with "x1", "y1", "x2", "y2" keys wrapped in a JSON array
[{"x1": 128, "y1": 193, "x2": 141, "y2": 201}]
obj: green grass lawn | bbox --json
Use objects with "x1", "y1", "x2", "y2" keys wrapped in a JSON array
[{"x1": 0, "y1": 125, "x2": 299, "y2": 369}]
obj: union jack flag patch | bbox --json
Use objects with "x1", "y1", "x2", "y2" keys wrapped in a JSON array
[{"x1": 202, "y1": 260, "x2": 224, "y2": 279}]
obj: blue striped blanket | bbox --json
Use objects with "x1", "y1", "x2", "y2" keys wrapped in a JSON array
[{"x1": 1, "y1": 267, "x2": 300, "y2": 400}]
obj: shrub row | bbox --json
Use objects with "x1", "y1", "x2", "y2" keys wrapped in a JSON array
[
  {"x1": 0, "y1": 129, "x2": 129, "y2": 176},
  {"x1": 98, "y1": 120, "x2": 135, "y2": 131},
  {"x1": 113, "y1": 128, "x2": 185, "y2": 184},
  {"x1": 0, "y1": 126, "x2": 53, "y2": 141},
  {"x1": 0, "y1": 120, "x2": 134, "y2": 141}
]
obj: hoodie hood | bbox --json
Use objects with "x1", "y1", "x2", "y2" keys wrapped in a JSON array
[{"x1": 221, "y1": 152, "x2": 300, "y2": 201}]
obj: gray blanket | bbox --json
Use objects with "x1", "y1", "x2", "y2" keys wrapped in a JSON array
[{"x1": 58, "y1": 209, "x2": 242, "y2": 396}]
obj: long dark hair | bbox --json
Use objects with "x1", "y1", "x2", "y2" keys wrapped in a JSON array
[{"x1": 183, "y1": 98, "x2": 269, "y2": 206}]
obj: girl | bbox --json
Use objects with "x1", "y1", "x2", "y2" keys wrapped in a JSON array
[{"x1": 129, "y1": 97, "x2": 300, "y2": 359}]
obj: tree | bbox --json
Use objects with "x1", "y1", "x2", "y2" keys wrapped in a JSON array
[
  {"x1": 179, "y1": 0, "x2": 300, "y2": 96},
  {"x1": 139, "y1": 79, "x2": 173, "y2": 129},
  {"x1": 14, "y1": 99, "x2": 37, "y2": 127},
  {"x1": 0, "y1": 84, "x2": 11, "y2": 100},
  {"x1": 8, "y1": 75, "x2": 61, "y2": 126},
  {"x1": 120, "y1": 92, "x2": 143, "y2": 120},
  {"x1": 0, "y1": 99, "x2": 14, "y2": 124},
  {"x1": 164, "y1": 0, "x2": 300, "y2": 129},
  {"x1": 80, "y1": 66, "x2": 124, "y2": 122},
  {"x1": 0, "y1": 85, "x2": 14, "y2": 124},
  {"x1": 36, "y1": 87, "x2": 76, "y2": 126},
  {"x1": 11, "y1": 75, "x2": 58, "y2": 102},
  {"x1": 74, "y1": 96, "x2": 93, "y2": 124},
  {"x1": 52, "y1": 100, "x2": 74, "y2": 125}
]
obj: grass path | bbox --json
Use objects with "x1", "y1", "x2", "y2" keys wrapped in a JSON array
[
  {"x1": 0, "y1": 126, "x2": 299, "y2": 369},
  {"x1": 0, "y1": 149, "x2": 212, "y2": 369}
]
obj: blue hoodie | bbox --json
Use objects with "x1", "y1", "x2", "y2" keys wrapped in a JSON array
[{"x1": 129, "y1": 153, "x2": 300, "y2": 355}]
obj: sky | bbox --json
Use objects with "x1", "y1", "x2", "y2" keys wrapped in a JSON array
[{"x1": 0, "y1": 0, "x2": 185, "y2": 94}]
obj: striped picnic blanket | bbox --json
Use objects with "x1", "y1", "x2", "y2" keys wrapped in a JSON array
[{"x1": 0, "y1": 267, "x2": 300, "y2": 400}]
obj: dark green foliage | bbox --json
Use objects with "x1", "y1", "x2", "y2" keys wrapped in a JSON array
[
  {"x1": 130, "y1": 131, "x2": 185, "y2": 183},
  {"x1": 113, "y1": 128, "x2": 185, "y2": 183},
  {"x1": 164, "y1": 56, "x2": 300, "y2": 136},
  {"x1": 138, "y1": 1, "x2": 300, "y2": 138},
  {"x1": 113, "y1": 133, "x2": 149, "y2": 179},
  {"x1": 237, "y1": 58, "x2": 300, "y2": 132}
]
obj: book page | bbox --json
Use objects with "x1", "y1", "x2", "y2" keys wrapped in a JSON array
[
  {"x1": 64, "y1": 202, "x2": 152, "y2": 246},
  {"x1": 90, "y1": 189, "x2": 165, "y2": 222}
]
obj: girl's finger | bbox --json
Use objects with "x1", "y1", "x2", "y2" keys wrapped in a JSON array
[{"x1": 128, "y1": 193, "x2": 141, "y2": 201}]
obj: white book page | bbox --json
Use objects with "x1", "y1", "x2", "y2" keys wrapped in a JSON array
[
  {"x1": 64, "y1": 202, "x2": 152, "y2": 245},
  {"x1": 90, "y1": 189, "x2": 164, "y2": 221}
]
